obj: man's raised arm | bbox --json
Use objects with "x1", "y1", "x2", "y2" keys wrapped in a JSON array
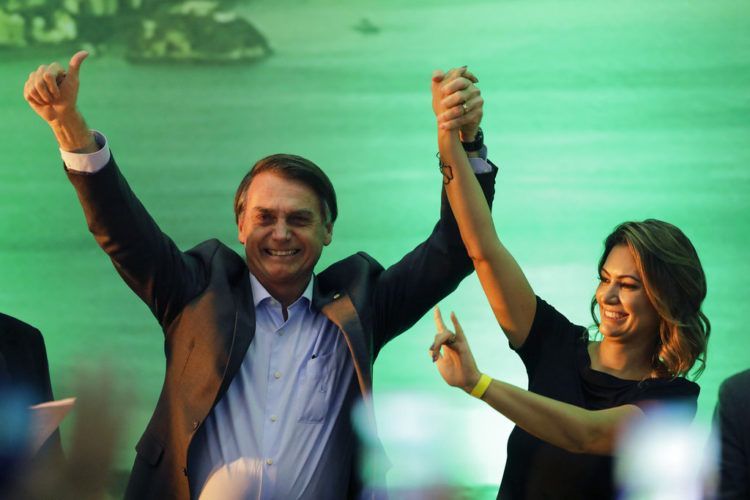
[{"x1": 22, "y1": 51, "x2": 203, "y2": 328}]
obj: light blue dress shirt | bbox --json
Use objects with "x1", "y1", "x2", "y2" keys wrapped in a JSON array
[{"x1": 188, "y1": 275, "x2": 355, "y2": 499}]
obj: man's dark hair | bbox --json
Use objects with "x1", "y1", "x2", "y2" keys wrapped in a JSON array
[{"x1": 234, "y1": 154, "x2": 338, "y2": 225}]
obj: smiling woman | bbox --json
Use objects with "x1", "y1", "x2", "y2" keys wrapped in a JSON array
[
  {"x1": 428, "y1": 71, "x2": 711, "y2": 498},
  {"x1": 591, "y1": 220, "x2": 710, "y2": 380}
]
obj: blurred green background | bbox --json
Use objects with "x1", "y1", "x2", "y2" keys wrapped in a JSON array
[{"x1": 1, "y1": 0, "x2": 749, "y2": 497}]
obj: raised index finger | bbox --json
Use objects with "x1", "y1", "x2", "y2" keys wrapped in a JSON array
[{"x1": 433, "y1": 305, "x2": 449, "y2": 333}]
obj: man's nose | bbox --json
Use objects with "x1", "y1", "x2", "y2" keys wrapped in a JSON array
[{"x1": 271, "y1": 221, "x2": 291, "y2": 240}]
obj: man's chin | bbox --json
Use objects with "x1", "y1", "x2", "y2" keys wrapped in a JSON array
[{"x1": 253, "y1": 266, "x2": 308, "y2": 285}]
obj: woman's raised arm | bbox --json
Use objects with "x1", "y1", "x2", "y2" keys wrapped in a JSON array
[{"x1": 432, "y1": 70, "x2": 536, "y2": 348}]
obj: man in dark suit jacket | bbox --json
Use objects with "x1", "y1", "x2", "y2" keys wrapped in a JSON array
[
  {"x1": 24, "y1": 52, "x2": 495, "y2": 498},
  {"x1": 0, "y1": 314, "x2": 64, "y2": 469},
  {"x1": 714, "y1": 369, "x2": 750, "y2": 499}
]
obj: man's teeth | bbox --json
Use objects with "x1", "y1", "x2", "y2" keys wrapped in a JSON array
[
  {"x1": 267, "y1": 249, "x2": 297, "y2": 256},
  {"x1": 604, "y1": 310, "x2": 628, "y2": 320}
]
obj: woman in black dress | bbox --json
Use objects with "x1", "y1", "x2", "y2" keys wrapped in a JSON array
[{"x1": 428, "y1": 70, "x2": 710, "y2": 499}]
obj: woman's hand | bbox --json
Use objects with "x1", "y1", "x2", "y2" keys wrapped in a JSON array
[
  {"x1": 429, "y1": 306, "x2": 481, "y2": 393},
  {"x1": 431, "y1": 68, "x2": 483, "y2": 141}
]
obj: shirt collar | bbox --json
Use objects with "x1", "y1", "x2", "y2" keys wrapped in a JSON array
[{"x1": 249, "y1": 273, "x2": 314, "y2": 310}]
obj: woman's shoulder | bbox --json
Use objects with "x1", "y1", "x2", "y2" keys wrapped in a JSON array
[
  {"x1": 528, "y1": 296, "x2": 587, "y2": 335},
  {"x1": 515, "y1": 296, "x2": 588, "y2": 366},
  {"x1": 636, "y1": 375, "x2": 700, "y2": 404},
  {"x1": 627, "y1": 376, "x2": 700, "y2": 418}
]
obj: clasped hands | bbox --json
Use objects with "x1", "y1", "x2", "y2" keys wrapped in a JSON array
[{"x1": 431, "y1": 66, "x2": 484, "y2": 142}]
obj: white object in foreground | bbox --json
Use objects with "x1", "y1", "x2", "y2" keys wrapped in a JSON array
[{"x1": 27, "y1": 397, "x2": 76, "y2": 455}]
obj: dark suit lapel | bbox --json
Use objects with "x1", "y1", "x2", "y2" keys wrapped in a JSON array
[
  {"x1": 217, "y1": 273, "x2": 255, "y2": 398},
  {"x1": 315, "y1": 288, "x2": 373, "y2": 406},
  {"x1": 317, "y1": 291, "x2": 393, "y2": 497}
]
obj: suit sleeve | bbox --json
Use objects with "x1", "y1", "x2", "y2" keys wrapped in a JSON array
[
  {"x1": 66, "y1": 155, "x2": 206, "y2": 329},
  {"x1": 370, "y1": 163, "x2": 498, "y2": 346}
]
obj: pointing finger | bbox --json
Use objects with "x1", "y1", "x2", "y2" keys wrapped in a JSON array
[
  {"x1": 433, "y1": 305, "x2": 449, "y2": 333},
  {"x1": 450, "y1": 312, "x2": 466, "y2": 341}
]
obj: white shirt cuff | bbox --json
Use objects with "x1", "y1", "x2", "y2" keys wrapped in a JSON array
[
  {"x1": 469, "y1": 145, "x2": 492, "y2": 174},
  {"x1": 61, "y1": 131, "x2": 111, "y2": 173}
]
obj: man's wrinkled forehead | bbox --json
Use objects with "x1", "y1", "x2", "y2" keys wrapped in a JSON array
[{"x1": 245, "y1": 172, "x2": 331, "y2": 223}]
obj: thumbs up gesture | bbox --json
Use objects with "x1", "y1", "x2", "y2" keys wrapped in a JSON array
[
  {"x1": 23, "y1": 51, "x2": 97, "y2": 152},
  {"x1": 23, "y1": 51, "x2": 89, "y2": 125}
]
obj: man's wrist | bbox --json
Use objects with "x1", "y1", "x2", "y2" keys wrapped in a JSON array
[
  {"x1": 61, "y1": 130, "x2": 110, "y2": 173},
  {"x1": 51, "y1": 111, "x2": 98, "y2": 153},
  {"x1": 459, "y1": 128, "x2": 479, "y2": 143},
  {"x1": 460, "y1": 127, "x2": 484, "y2": 153}
]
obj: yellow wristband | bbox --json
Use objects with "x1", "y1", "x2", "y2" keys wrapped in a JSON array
[{"x1": 470, "y1": 374, "x2": 492, "y2": 398}]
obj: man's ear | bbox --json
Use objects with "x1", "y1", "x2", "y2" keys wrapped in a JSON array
[
  {"x1": 323, "y1": 222, "x2": 333, "y2": 246},
  {"x1": 237, "y1": 218, "x2": 246, "y2": 245}
]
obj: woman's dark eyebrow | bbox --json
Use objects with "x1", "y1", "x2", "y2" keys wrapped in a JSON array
[
  {"x1": 601, "y1": 267, "x2": 642, "y2": 283},
  {"x1": 619, "y1": 275, "x2": 642, "y2": 283}
]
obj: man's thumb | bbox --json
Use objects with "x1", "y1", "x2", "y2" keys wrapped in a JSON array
[{"x1": 68, "y1": 50, "x2": 89, "y2": 77}]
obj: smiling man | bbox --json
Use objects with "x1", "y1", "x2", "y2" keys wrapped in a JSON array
[
  {"x1": 23, "y1": 51, "x2": 497, "y2": 499},
  {"x1": 234, "y1": 155, "x2": 336, "y2": 313}
]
